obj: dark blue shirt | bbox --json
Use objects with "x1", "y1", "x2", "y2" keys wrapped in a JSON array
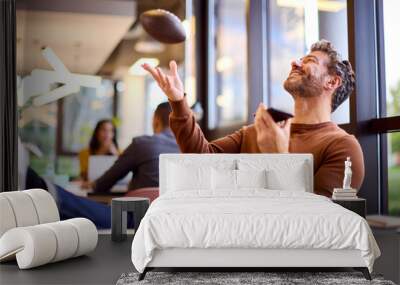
[{"x1": 93, "y1": 129, "x2": 179, "y2": 193}]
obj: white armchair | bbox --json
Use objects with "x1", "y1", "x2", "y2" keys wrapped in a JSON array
[{"x1": 0, "y1": 189, "x2": 98, "y2": 269}]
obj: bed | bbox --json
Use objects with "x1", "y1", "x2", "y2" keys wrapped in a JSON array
[{"x1": 131, "y1": 154, "x2": 380, "y2": 280}]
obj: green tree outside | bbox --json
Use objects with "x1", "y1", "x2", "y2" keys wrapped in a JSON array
[{"x1": 388, "y1": 80, "x2": 400, "y2": 215}]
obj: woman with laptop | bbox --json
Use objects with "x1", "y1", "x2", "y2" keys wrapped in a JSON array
[{"x1": 79, "y1": 119, "x2": 120, "y2": 181}]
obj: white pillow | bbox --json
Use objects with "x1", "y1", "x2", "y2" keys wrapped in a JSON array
[
  {"x1": 236, "y1": 169, "x2": 267, "y2": 188},
  {"x1": 211, "y1": 169, "x2": 268, "y2": 190},
  {"x1": 266, "y1": 162, "x2": 307, "y2": 191},
  {"x1": 167, "y1": 163, "x2": 212, "y2": 191},
  {"x1": 211, "y1": 168, "x2": 236, "y2": 190}
]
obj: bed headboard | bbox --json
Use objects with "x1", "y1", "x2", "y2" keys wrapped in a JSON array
[{"x1": 159, "y1": 154, "x2": 314, "y2": 195}]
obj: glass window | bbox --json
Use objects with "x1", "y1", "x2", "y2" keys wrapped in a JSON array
[
  {"x1": 388, "y1": 132, "x2": 400, "y2": 216},
  {"x1": 60, "y1": 81, "x2": 115, "y2": 154},
  {"x1": 19, "y1": 102, "x2": 58, "y2": 177},
  {"x1": 383, "y1": 0, "x2": 400, "y2": 117},
  {"x1": 209, "y1": 0, "x2": 248, "y2": 128},
  {"x1": 268, "y1": 0, "x2": 305, "y2": 114},
  {"x1": 268, "y1": 0, "x2": 349, "y2": 124},
  {"x1": 19, "y1": 79, "x2": 116, "y2": 180}
]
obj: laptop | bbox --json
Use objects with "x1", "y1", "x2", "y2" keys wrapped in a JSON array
[{"x1": 88, "y1": 155, "x2": 132, "y2": 193}]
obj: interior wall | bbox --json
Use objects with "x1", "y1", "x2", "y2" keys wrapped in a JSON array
[{"x1": 118, "y1": 75, "x2": 146, "y2": 150}]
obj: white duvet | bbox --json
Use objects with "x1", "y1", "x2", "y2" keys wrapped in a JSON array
[{"x1": 131, "y1": 190, "x2": 380, "y2": 273}]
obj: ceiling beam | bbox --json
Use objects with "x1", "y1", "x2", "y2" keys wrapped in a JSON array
[{"x1": 17, "y1": 0, "x2": 135, "y2": 17}]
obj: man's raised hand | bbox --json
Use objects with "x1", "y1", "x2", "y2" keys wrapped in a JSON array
[{"x1": 142, "y1": 60, "x2": 184, "y2": 102}]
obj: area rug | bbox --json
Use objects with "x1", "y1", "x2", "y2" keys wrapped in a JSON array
[{"x1": 116, "y1": 271, "x2": 395, "y2": 285}]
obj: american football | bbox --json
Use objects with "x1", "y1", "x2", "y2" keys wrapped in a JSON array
[{"x1": 140, "y1": 9, "x2": 186, "y2": 44}]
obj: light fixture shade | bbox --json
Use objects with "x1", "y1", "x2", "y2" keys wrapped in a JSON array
[
  {"x1": 129, "y1": 58, "x2": 159, "y2": 76},
  {"x1": 134, "y1": 41, "x2": 165, "y2": 54}
]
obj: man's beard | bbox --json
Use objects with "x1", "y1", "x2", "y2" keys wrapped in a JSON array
[{"x1": 283, "y1": 72, "x2": 324, "y2": 98}]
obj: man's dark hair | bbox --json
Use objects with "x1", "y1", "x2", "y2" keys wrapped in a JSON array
[
  {"x1": 310, "y1": 40, "x2": 355, "y2": 112},
  {"x1": 154, "y1": 102, "x2": 172, "y2": 127}
]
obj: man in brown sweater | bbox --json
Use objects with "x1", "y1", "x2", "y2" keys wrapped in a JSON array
[{"x1": 142, "y1": 40, "x2": 364, "y2": 197}]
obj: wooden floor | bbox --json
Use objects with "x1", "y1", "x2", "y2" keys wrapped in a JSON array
[
  {"x1": 0, "y1": 234, "x2": 134, "y2": 285},
  {"x1": 1, "y1": 229, "x2": 398, "y2": 284}
]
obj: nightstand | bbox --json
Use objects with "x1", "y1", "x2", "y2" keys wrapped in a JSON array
[{"x1": 332, "y1": 198, "x2": 366, "y2": 218}]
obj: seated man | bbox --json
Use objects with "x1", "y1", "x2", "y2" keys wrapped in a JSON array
[
  {"x1": 88, "y1": 102, "x2": 180, "y2": 193},
  {"x1": 22, "y1": 102, "x2": 179, "y2": 228},
  {"x1": 143, "y1": 40, "x2": 364, "y2": 196}
]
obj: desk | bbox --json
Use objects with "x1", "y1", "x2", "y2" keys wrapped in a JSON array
[
  {"x1": 65, "y1": 182, "x2": 126, "y2": 204},
  {"x1": 87, "y1": 192, "x2": 124, "y2": 204},
  {"x1": 0, "y1": 234, "x2": 134, "y2": 285}
]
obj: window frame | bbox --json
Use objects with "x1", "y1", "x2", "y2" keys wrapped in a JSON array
[
  {"x1": 55, "y1": 82, "x2": 119, "y2": 157},
  {"x1": 0, "y1": 0, "x2": 18, "y2": 192},
  {"x1": 339, "y1": 0, "x2": 381, "y2": 214},
  {"x1": 372, "y1": 0, "x2": 400, "y2": 214},
  {"x1": 339, "y1": 0, "x2": 400, "y2": 214},
  {"x1": 199, "y1": 0, "x2": 251, "y2": 138},
  {"x1": 198, "y1": 0, "x2": 398, "y2": 214}
]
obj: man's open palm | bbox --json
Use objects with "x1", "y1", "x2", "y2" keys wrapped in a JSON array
[{"x1": 142, "y1": 60, "x2": 184, "y2": 102}]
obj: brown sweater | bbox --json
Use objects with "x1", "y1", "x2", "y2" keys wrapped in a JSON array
[{"x1": 169, "y1": 98, "x2": 365, "y2": 197}]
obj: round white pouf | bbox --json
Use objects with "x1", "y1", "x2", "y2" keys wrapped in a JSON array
[
  {"x1": 66, "y1": 218, "x2": 98, "y2": 257},
  {"x1": 42, "y1": 221, "x2": 79, "y2": 262},
  {"x1": 0, "y1": 192, "x2": 39, "y2": 227},
  {"x1": 0, "y1": 226, "x2": 57, "y2": 269},
  {"x1": 0, "y1": 196, "x2": 17, "y2": 237},
  {"x1": 24, "y1": 189, "x2": 59, "y2": 223},
  {"x1": 0, "y1": 219, "x2": 98, "y2": 269}
]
